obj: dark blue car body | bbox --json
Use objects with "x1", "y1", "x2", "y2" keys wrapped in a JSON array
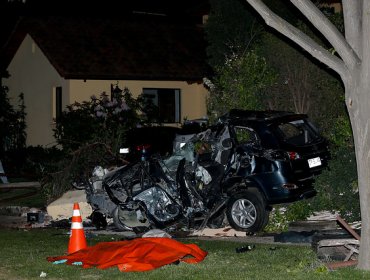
[{"x1": 218, "y1": 109, "x2": 331, "y2": 205}]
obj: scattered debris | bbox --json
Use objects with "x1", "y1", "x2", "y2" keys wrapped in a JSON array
[
  {"x1": 337, "y1": 216, "x2": 361, "y2": 241},
  {"x1": 191, "y1": 227, "x2": 248, "y2": 237},
  {"x1": 316, "y1": 216, "x2": 360, "y2": 270},
  {"x1": 142, "y1": 229, "x2": 172, "y2": 238},
  {"x1": 235, "y1": 244, "x2": 255, "y2": 253},
  {"x1": 326, "y1": 259, "x2": 358, "y2": 270},
  {"x1": 27, "y1": 211, "x2": 45, "y2": 223},
  {"x1": 318, "y1": 238, "x2": 359, "y2": 262}
]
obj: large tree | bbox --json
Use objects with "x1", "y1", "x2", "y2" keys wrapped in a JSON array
[{"x1": 244, "y1": 0, "x2": 369, "y2": 270}]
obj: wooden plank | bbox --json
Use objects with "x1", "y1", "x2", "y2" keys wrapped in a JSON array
[
  {"x1": 0, "y1": 182, "x2": 41, "y2": 189},
  {"x1": 318, "y1": 238, "x2": 359, "y2": 247},
  {"x1": 336, "y1": 215, "x2": 361, "y2": 241}
]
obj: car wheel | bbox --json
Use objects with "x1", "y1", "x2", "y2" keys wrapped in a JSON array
[
  {"x1": 112, "y1": 206, "x2": 135, "y2": 231},
  {"x1": 260, "y1": 208, "x2": 270, "y2": 230},
  {"x1": 112, "y1": 205, "x2": 150, "y2": 232},
  {"x1": 226, "y1": 191, "x2": 268, "y2": 233}
]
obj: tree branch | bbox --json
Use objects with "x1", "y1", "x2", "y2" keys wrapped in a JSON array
[
  {"x1": 342, "y1": 0, "x2": 362, "y2": 57},
  {"x1": 245, "y1": 0, "x2": 349, "y2": 80},
  {"x1": 291, "y1": 0, "x2": 360, "y2": 70}
]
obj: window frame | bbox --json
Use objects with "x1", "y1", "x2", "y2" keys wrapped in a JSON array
[{"x1": 142, "y1": 88, "x2": 181, "y2": 123}]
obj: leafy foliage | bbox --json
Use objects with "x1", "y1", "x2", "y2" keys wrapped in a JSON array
[
  {"x1": 0, "y1": 86, "x2": 26, "y2": 158},
  {"x1": 41, "y1": 142, "x2": 125, "y2": 204},
  {"x1": 0, "y1": 86, "x2": 27, "y2": 177},
  {"x1": 205, "y1": 51, "x2": 276, "y2": 121},
  {"x1": 205, "y1": 0, "x2": 263, "y2": 69},
  {"x1": 327, "y1": 113, "x2": 353, "y2": 148},
  {"x1": 204, "y1": 0, "x2": 276, "y2": 120},
  {"x1": 43, "y1": 86, "x2": 150, "y2": 202},
  {"x1": 309, "y1": 146, "x2": 359, "y2": 222},
  {"x1": 257, "y1": 12, "x2": 350, "y2": 148},
  {"x1": 53, "y1": 87, "x2": 142, "y2": 153}
]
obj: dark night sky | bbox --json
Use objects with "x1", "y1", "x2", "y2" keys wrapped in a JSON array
[
  {"x1": 0, "y1": 0, "x2": 209, "y2": 52},
  {"x1": 0, "y1": 0, "x2": 209, "y2": 18}
]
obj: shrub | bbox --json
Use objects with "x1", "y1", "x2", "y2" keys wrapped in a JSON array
[
  {"x1": 205, "y1": 51, "x2": 276, "y2": 122},
  {"x1": 44, "y1": 86, "x2": 151, "y2": 202},
  {"x1": 309, "y1": 145, "x2": 359, "y2": 222},
  {"x1": 0, "y1": 86, "x2": 27, "y2": 177},
  {"x1": 53, "y1": 87, "x2": 142, "y2": 153}
]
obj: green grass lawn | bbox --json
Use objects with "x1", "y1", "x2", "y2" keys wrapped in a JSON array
[{"x1": 0, "y1": 228, "x2": 369, "y2": 280}]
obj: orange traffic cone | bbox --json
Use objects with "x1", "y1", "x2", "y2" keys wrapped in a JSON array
[{"x1": 68, "y1": 202, "x2": 87, "y2": 254}]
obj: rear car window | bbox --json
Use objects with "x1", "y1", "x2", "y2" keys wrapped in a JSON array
[{"x1": 274, "y1": 119, "x2": 321, "y2": 146}]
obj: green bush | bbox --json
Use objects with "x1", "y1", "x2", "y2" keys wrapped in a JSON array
[
  {"x1": 43, "y1": 86, "x2": 152, "y2": 202},
  {"x1": 205, "y1": 51, "x2": 276, "y2": 121},
  {"x1": 4, "y1": 145, "x2": 64, "y2": 179},
  {"x1": 309, "y1": 145, "x2": 359, "y2": 222},
  {"x1": 54, "y1": 87, "x2": 142, "y2": 153},
  {"x1": 0, "y1": 86, "x2": 28, "y2": 178},
  {"x1": 264, "y1": 201, "x2": 315, "y2": 233}
]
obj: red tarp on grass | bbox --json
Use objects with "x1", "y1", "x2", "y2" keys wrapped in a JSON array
[{"x1": 47, "y1": 237, "x2": 207, "y2": 272}]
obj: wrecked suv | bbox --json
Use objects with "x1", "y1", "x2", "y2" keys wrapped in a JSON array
[
  {"x1": 78, "y1": 109, "x2": 330, "y2": 234},
  {"x1": 215, "y1": 109, "x2": 331, "y2": 232}
]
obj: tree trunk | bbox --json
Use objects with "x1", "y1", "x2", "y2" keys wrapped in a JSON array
[
  {"x1": 346, "y1": 70, "x2": 370, "y2": 270},
  {"x1": 355, "y1": 142, "x2": 370, "y2": 270}
]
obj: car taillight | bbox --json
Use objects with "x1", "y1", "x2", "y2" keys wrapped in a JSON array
[
  {"x1": 264, "y1": 150, "x2": 301, "y2": 161},
  {"x1": 287, "y1": 151, "x2": 300, "y2": 160},
  {"x1": 136, "y1": 144, "x2": 151, "y2": 151}
]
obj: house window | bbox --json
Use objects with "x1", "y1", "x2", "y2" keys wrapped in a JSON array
[
  {"x1": 142, "y1": 88, "x2": 180, "y2": 123},
  {"x1": 54, "y1": 86, "x2": 62, "y2": 121}
]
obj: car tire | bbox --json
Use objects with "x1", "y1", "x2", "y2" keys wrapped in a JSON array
[{"x1": 226, "y1": 191, "x2": 268, "y2": 233}]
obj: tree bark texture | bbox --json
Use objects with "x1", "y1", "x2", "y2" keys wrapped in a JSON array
[{"x1": 245, "y1": 0, "x2": 370, "y2": 270}]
